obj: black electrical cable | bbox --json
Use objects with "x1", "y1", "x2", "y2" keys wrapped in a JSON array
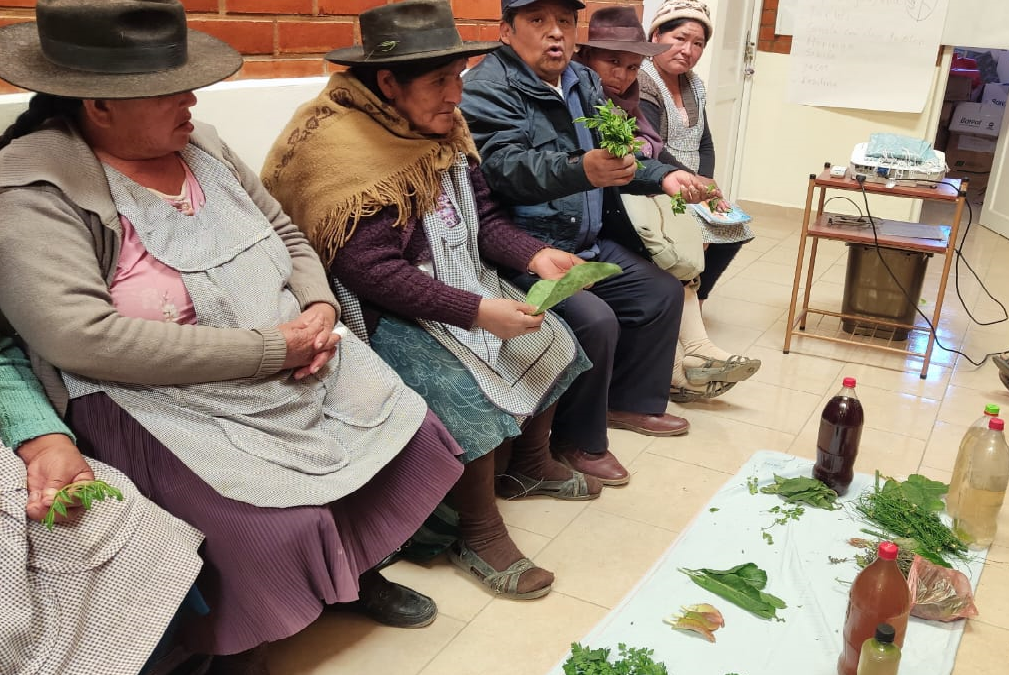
[{"x1": 856, "y1": 176, "x2": 1007, "y2": 368}]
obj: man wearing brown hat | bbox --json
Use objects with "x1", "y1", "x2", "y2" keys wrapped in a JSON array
[{"x1": 461, "y1": 0, "x2": 712, "y2": 485}]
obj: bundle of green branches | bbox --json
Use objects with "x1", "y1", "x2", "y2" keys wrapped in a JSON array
[
  {"x1": 574, "y1": 100, "x2": 644, "y2": 168},
  {"x1": 854, "y1": 473, "x2": 968, "y2": 568}
]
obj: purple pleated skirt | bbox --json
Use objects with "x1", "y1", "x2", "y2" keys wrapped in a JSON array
[{"x1": 66, "y1": 393, "x2": 463, "y2": 656}]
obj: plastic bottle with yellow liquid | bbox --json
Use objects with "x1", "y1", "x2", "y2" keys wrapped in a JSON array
[
  {"x1": 947, "y1": 403, "x2": 1000, "y2": 518},
  {"x1": 856, "y1": 623, "x2": 901, "y2": 675},
  {"x1": 951, "y1": 417, "x2": 1009, "y2": 549}
]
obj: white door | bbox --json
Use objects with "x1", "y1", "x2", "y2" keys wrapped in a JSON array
[
  {"x1": 980, "y1": 109, "x2": 1009, "y2": 238},
  {"x1": 704, "y1": 0, "x2": 758, "y2": 196}
]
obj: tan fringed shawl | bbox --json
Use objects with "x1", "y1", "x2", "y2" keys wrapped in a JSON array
[{"x1": 261, "y1": 72, "x2": 479, "y2": 267}]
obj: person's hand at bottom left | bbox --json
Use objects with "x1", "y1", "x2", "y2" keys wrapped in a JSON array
[{"x1": 17, "y1": 434, "x2": 94, "y2": 523}]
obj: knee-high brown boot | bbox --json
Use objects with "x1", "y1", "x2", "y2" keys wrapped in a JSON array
[{"x1": 448, "y1": 451, "x2": 554, "y2": 598}]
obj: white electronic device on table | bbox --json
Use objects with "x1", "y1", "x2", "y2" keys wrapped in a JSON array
[{"x1": 848, "y1": 142, "x2": 947, "y2": 186}]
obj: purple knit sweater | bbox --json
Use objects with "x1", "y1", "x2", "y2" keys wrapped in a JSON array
[{"x1": 330, "y1": 159, "x2": 547, "y2": 332}]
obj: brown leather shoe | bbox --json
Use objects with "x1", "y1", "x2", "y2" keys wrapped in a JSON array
[
  {"x1": 552, "y1": 447, "x2": 630, "y2": 486},
  {"x1": 606, "y1": 410, "x2": 690, "y2": 437}
]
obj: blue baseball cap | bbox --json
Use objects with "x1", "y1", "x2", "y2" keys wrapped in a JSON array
[{"x1": 502, "y1": 0, "x2": 586, "y2": 12}]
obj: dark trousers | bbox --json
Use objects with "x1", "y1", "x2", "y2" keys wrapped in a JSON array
[
  {"x1": 698, "y1": 241, "x2": 744, "y2": 300},
  {"x1": 513, "y1": 239, "x2": 683, "y2": 452}
]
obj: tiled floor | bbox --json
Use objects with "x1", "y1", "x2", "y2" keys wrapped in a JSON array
[{"x1": 269, "y1": 202, "x2": 1008, "y2": 674}]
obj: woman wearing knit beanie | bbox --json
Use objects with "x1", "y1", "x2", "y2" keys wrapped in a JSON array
[{"x1": 639, "y1": 0, "x2": 755, "y2": 311}]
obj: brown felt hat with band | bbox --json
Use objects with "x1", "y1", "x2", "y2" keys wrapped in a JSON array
[
  {"x1": 326, "y1": 0, "x2": 501, "y2": 66},
  {"x1": 0, "y1": 0, "x2": 242, "y2": 99},
  {"x1": 577, "y1": 6, "x2": 670, "y2": 57}
]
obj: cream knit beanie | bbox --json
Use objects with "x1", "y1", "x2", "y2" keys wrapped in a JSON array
[{"x1": 648, "y1": 0, "x2": 713, "y2": 40}]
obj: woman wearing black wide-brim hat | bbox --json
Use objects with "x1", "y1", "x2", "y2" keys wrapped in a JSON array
[
  {"x1": 264, "y1": 0, "x2": 603, "y2": 602},
  {"x1": 0, "y1": 1, "x2": 468, "y2": 671}
]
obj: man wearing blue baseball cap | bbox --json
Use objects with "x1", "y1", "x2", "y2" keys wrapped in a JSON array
[{"x1": 461, "y1": 0, "x2": 712, "y2": 486}]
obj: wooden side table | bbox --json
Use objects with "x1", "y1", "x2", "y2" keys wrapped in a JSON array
[{"x1": 783, "y1": 168, "x2": 967, "y2": 379}]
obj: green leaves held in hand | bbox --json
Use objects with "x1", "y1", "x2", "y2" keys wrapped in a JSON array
[
  {"x1": 526, "y1": 262, "x2": 622, "y2": 315},
  {"x1": 679, "y1": 563, "x2": 787, "y2": 620},
  {"x1": 760, "y1": 474, "x2": 840, "y2": 510},
  {"x1": 574, "y1": 100, "x2": 645, "y2": 168},
  {"x1": 706, "y1": 184, "x2": 722, "y2": 213},
  {"x1": 670, "y1": 192, "x2": 687, "y2": 215},
  {"x1": 562, "y1": 642, "x2": 669, "y2": 675},
  {"x1": 43, "y1": 479, "x2": 124, "y2": 531}
]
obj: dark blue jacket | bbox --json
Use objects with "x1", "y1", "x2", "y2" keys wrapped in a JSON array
[{"x1": 461, "y1": 46, "x2": 687, "y2": 255}]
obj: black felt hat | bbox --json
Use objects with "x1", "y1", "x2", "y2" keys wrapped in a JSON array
[
  {"x1": 325, "y1": 0, "x2": 501, "y2": 66},
  {"x1": 0, "y1": 0, "x2": 242, "y2": 99}
]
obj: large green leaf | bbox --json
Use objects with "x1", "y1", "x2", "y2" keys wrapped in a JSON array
[{"x1": 526, "y1": 262, "x2": 623, "y2": 315}]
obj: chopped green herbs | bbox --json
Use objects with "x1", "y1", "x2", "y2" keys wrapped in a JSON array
[
  {"x1": 525, "y1": 262, "x2": 622, "y2": 315},
  {"x1": 679, "y1": 563, "x2": 787, "y2": 620},
  {"x1": 574, "y1": 100, "x2": 645, "y2": 169},
  {"x1": 746, "y1": 476, "x2": 759, "y2": 495},
  {"x1": 43, "y1": 479, "x2": 123, "y2": 531},
  {"x1": 760, "y1": 474, "x2": 839, "y2": 510},
  {"x1": 562, "y1": 642, "x2": 668, "y2": 675}
]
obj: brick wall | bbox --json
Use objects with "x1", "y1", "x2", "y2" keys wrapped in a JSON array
[
  {"x1": 757, "y1": 0, "x2": 791, "y2": 54},
  {"x1": 0, "y1": 0, "x2": 643, "y2": 94}
]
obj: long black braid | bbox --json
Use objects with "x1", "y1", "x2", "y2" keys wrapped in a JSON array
[{"x1": 0, "y1": 94, "x2": 83, "y2": 150}]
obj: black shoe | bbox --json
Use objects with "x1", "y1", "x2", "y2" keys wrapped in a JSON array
[{"x1": 347, "y1": 569, "x2": 437, "y2": 629}]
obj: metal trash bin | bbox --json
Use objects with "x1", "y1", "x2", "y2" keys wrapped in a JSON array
[{"x1": 841, "y1": 244, "x2": 930, "y2": 341}]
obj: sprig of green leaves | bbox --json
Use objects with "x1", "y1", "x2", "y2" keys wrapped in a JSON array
[
  {"x1": 574, "y1": 100, "x2": 645, "y2": 169},
  {"x1": 43, "y1": 479, "x2": 123, "y2": 531}
]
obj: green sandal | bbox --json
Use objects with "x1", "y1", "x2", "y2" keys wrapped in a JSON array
[
  {"x1": 447, "y1": 542, "x2": 552, "y2": 600},
  {"x1": 495, "y1": 470, "x2": 599, "y2": 501},
  {"x1": 684, "y1": 353, "x2": 761, "y2": 385},
  {"x1": 669, "y1": 380, "x2": 737, "y2": 403}
]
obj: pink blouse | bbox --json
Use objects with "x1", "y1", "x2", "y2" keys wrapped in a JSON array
[{"x1": 109, "y1": 158, "x2": 205, "y2": 324}]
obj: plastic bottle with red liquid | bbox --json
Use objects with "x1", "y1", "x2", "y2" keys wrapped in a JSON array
[
  {"x1": 837, "y1": 541, "x2": 911, "y2": 675},
  {"x1": 813, "y1": 377, "x2": 864, "y2": 497}
]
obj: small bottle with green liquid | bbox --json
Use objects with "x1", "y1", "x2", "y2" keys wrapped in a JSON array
[{"x1": 856, "y1": 623, "x2": 901, "y2": 675}]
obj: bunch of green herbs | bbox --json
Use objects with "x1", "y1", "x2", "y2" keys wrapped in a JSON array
[
  {"x1": 760, "y1": 474, "x2": 839, "y2": 510},
  {"x1": 44, "y1": 479, "x2": 123, "y2": 531},
  {"x1": 574, "y1": 100, "x2": 644, "y2": 168},
  {"x1": 562, "y1": 642, "x2": 668, "y2": 675},
  {"x1": 854, "y1": 472, "x2": 967, "y2": 568},
  {"x1": 679, "y1": 563, "x2": 786, "y2": 620}
]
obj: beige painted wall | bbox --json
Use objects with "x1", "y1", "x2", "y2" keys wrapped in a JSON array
[{"x1": 736, "y1": 50, "x2": 950, "y2": 221}]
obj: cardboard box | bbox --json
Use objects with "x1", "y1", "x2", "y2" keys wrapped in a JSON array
[
  {"x1": 945, "y1": 132, "x2": 996, "y2": 173},
  {"x1": 939, "y1": 100, "x2": 955, "y2": 128},
  {"x1": 949, "y1": 101, "x2": 1004, "y2": 137},
  {"x1": 979, "y1": 82, "x2": 1009, "y2": 109},
  {"x1": 944, "y1": 72, "x2": 978, "y2": 101}
]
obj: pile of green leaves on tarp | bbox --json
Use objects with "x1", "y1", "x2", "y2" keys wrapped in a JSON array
[
  {"x1": 562, "y1": 642, "x2": 668, "y2": 675},
  {"x1": 526, "y1": 262, "x2": 622, "y2": 315},
  {"x1": 679, "y1": 563, "x2": 787, "y2": 620},
  {"x1": 854, "y1": 472, "x2": 968, "y2": 568},
  {"x1": 759, "y1": 474, "x2": 839, "y2": 510}
]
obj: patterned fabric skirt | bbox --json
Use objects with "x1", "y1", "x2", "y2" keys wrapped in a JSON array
[
  {"x1": 694, "y1": 211, "x2": 755, "y2": 245},
  {"x1": 66, "y1": 392, "x2": 463, "y2": 656},
  {"x1": 370, "y1": 315, "x2": 589, "y2": 464}
]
